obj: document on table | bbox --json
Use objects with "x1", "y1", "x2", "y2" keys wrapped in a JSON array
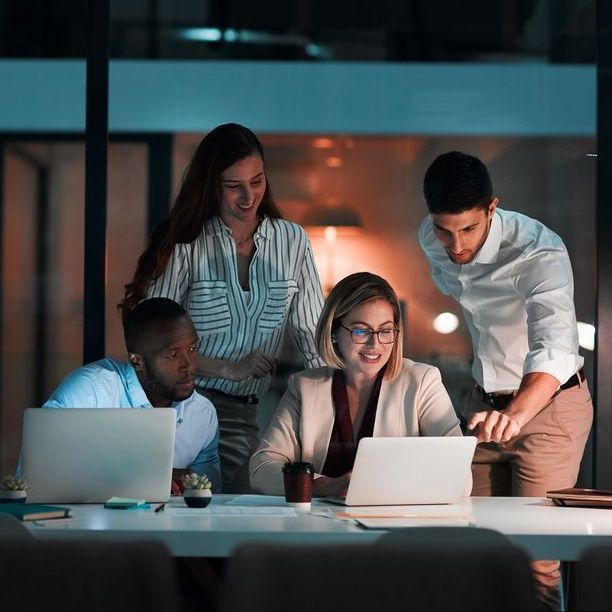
[
  {"x1": 165, "y1": 505, "x2": 298, "y2": 517},
  {"x1": 225, "y1": 495, "x2": 287, "y2": 506},
  {"x1": 333, "y1": 504, "x2": 473, "y2": 528},
  {"x1": 357, "y1": 517, "x2": 473, "y2": 529}
]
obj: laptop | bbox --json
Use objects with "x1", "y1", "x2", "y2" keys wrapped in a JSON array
[
  {"x1": 22, "y1": 408, "x2": 176, "y2": 503},
  {"x1": 325, "y1": 436, "x2": 476, "y2": 506}
]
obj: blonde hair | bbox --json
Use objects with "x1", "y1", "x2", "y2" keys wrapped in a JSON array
[{"x1": 315, "y1": 272, "x2": 404, "y2": 380}]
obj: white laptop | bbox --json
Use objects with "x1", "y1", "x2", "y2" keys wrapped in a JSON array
[
  {"x1": 22, "y1": 408, "x2": 176, "y2": 503},
  {"x1": 326, "y1": 436, "x2": 476, "y2": 506}
]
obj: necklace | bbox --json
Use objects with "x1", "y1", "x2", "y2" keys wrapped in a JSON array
[{"x1": 233, "y1": 230, "x2": 255, "y2": 247}]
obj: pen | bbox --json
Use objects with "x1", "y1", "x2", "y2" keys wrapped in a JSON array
[{"x1": 155, "y1": 503, "x2": 166, "y2": 513}]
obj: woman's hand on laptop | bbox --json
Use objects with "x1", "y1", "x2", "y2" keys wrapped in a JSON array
[{"x1": 312, "y1": 471, "x2": 352, "y2": 497}]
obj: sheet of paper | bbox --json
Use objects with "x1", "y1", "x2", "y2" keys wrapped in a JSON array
[
  {"x1": 225, "y1": 495, "x2": 287, "y2": 506},
  {"x1": 357, "y1": 517, "x2": 474, "y2": 529},
  {"x1": 165, "y1": 505, "x2": 298, "y2": 517},
  {"x1": 333, "y1": 504, "x2": 472, "y2": 521}
]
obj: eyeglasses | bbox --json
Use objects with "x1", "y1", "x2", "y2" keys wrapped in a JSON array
[{"x1": 339, "y1": 324, "x2": 399, "y2": 345}]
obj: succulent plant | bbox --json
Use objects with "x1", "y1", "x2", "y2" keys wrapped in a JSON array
[
  {"x1": 0, "y1": 474, "x2": 27, "y2": 491},
  {"x1": 183, "y1": 472, "x2": 211, "y2": 491}
]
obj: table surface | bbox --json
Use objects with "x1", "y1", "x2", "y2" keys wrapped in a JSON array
[{"x1": 26, "y1": 495, "x2": 612, "y2": 560}]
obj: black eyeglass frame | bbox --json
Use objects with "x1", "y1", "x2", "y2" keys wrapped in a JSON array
[{"x1": 338, "y1": 323, "x2": 399, "y2": 345}]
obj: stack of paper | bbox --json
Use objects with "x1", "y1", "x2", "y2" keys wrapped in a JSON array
[{"x1": 103, "y1": 497, "x2": 149, "y2": 510}]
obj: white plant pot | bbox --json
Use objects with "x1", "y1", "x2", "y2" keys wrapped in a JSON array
[
  {"x1": 0, "y1": 489, "x2": 27, "y2": 504},
  {"x1": 183, "y1": 488, "x2": 212, "y2": 508}
]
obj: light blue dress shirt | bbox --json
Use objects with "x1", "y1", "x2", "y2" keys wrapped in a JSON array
[{"x1": 43, "y1": 358, "x2": 221, "y2": 491}]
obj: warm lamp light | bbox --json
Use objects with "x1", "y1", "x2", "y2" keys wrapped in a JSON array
[
  {"x1": 433, "y1": 312, "x2": 459, "y2": 334},
  {"x1": 303, "y1": 205, "x2": 362, "y2": 293}
]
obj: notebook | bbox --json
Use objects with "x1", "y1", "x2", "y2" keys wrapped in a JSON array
[
  {"x1": 0, "y1": 503, "x2": 72, "y2": 521},
  {"x1": 324, "y1": 436, "x2": 476, "y2": 506},
  {"x1": 22, "y1": 408, "x2": 176, "y2": 503},
  {"x1": 546, "y1": 488, "x2": 612, "y2": 508}
]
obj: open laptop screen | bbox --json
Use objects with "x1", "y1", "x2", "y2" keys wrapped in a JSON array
[
  {"x1": 326, "y1": 436, "x2": 476, "y2": 506},
  {"x1": 22, "y1": 408, "x2": 175, "y2": 503}
]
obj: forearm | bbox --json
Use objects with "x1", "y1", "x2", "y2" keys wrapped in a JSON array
[
  {"x1": 312, "y1": 473, "x2": 350, "y2": 497},
  {"x1": 195, "y1": 355, "x2": 236, "y2": 381},
  {"x1": 505, "y1": 371, "x2": 561, "y2": 428},
  {"x1": 468, "y1": 371, "x2": 562, "y2": 443}
]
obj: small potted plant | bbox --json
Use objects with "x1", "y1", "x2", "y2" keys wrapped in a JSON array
[
  {"x1": 0, "y1": 474, "x2": 27, "y2": 504},
  {"x1": 183, "y1": 472, "x2": 212, "y2": 508}
]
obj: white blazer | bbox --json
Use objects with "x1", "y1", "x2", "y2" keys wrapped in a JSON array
[{"x1": 250, "y1": 358, "x2": 463, "y2": 495}]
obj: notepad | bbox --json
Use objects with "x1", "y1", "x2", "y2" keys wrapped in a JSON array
[
  {"x1": 0, "y1": 503, "x2": 72, "y2": 521},
  {"x1": 104, "y1": 497, "x2": 148, "y2": 509},
  {"x1": 546, "y1": 488, "x2": 612, "y2": 508}
]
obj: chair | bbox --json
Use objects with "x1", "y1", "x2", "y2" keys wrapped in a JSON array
[
  {"x1": 220, "y1": 527, "x2": 538, "y2": 612},
  {"x1": 0, "y1": 538, "x2": 178, "y2": 612},
  {"x1": 577, "y1": 544, "x2": 612, "y2": 611},
  {"x1": 376, "y1": 526, "x2": 539, "y2": 610},
  {"x1": 0, "y1": 512, "x2": 33, "y2": 539}
]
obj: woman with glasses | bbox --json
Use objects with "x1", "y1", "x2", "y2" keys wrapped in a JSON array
[{"x1": 250, "y1": 271, "x2": 463, "y2": 496}]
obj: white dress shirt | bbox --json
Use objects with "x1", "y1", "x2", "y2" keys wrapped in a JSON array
[
  {"x1": 419, "y1": 208, "x2": 583, "y2": 393},
  {"x1": 148, "y1": 216, "x2": 324, "y2": 397}
]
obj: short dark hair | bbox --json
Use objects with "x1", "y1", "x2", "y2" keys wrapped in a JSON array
[
  {"x1": 123, "y1": 298, "x2": 188, "y2": 353},
  {"x1": 423, "y1": 151, "x2": 493, "y2": 214}
]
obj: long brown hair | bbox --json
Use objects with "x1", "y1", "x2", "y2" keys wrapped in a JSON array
[{"x1": 119, "y1": 123, "x2": 282, "y2": 315}]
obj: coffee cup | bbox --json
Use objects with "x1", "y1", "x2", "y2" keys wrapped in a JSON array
[{"x1": 282, "y1": 461, "x2": 314, "y2": 510}]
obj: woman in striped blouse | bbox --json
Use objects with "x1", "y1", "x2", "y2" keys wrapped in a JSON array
[{"x1": 120, "y1": 123, "x2": 324, "y2": 492}]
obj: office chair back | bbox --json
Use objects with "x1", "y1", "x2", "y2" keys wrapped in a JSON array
[
  {"x1": 221, "y1": 529, "x2": 538, "y2": 612},
  {"x1": 578, "y1": 544, "x2": 612, "y2": 611},
  {"x1": 0, "y1": 512, "x2": 33, "y2": 539},
  {"x1": 0, "y1": 538, "x2": 178, "y2": 612}
]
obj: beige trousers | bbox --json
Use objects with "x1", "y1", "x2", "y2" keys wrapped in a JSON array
[{"x1": 464, "y1": 379, "x2": 593, "y2": 609}]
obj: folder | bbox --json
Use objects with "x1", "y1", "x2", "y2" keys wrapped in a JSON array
[{"x1": 546, "y1": 487, "x2": 612, "y2": 508}]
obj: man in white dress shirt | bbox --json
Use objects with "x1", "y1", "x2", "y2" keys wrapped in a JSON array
[{"x1": 418, "y1": 151, "x2": 592, "y2": 609}]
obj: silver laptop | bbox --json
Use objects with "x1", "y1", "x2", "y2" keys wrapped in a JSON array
[
  {"x1": 22, "y1": 408, "x2": 176, "y2": 503},
  {"x1": 326, "y1": 436, "x2": 476, "y2": 506}
]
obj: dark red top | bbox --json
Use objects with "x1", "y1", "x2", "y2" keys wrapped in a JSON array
[{"x1": 321, "y1": 367, "x2": 385, "y2": 477}]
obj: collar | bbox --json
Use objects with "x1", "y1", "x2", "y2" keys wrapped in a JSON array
[
  {"x1": 126, "y1": 362, "x2": 191, "y2": 418},
  {"x1": 205, "y1": 215, "x2": 272, "y2": 239},
  {"x1": 125, "y1": 363, "x2": 153, "y2": 407},
  {"x1": 471, "y1": 210, "x2": 502, "y2": 264}
]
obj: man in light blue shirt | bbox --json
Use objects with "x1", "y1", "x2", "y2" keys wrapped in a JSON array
[{"x1": 44, "y1": 298, "x2": 221, "y2": 493}]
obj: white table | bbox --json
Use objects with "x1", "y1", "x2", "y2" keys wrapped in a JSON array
[{"x1": 27, "y1": 495, "x2": 612, "y2": 560}]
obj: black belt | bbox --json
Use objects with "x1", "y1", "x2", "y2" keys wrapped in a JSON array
[
  {"x1": 475, "y1": 369, "x2": 585, "y2": 411},
  {"x1": 203, "y1": 389, "x2": 259, "y2": 405}
]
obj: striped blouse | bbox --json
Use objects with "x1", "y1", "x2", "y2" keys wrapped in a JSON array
[{"x1": 148, "y1": 216, "x2": 325, "y2": 397}]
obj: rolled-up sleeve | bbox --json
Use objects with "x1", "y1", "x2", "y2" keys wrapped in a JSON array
[{"x1": 516, "y1": 246, "x2": 580, "y2": 385}]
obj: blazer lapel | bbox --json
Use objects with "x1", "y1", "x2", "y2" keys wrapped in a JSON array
[{"x1": 309, "y1": 374, "x2": 336, "y2": 473}]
